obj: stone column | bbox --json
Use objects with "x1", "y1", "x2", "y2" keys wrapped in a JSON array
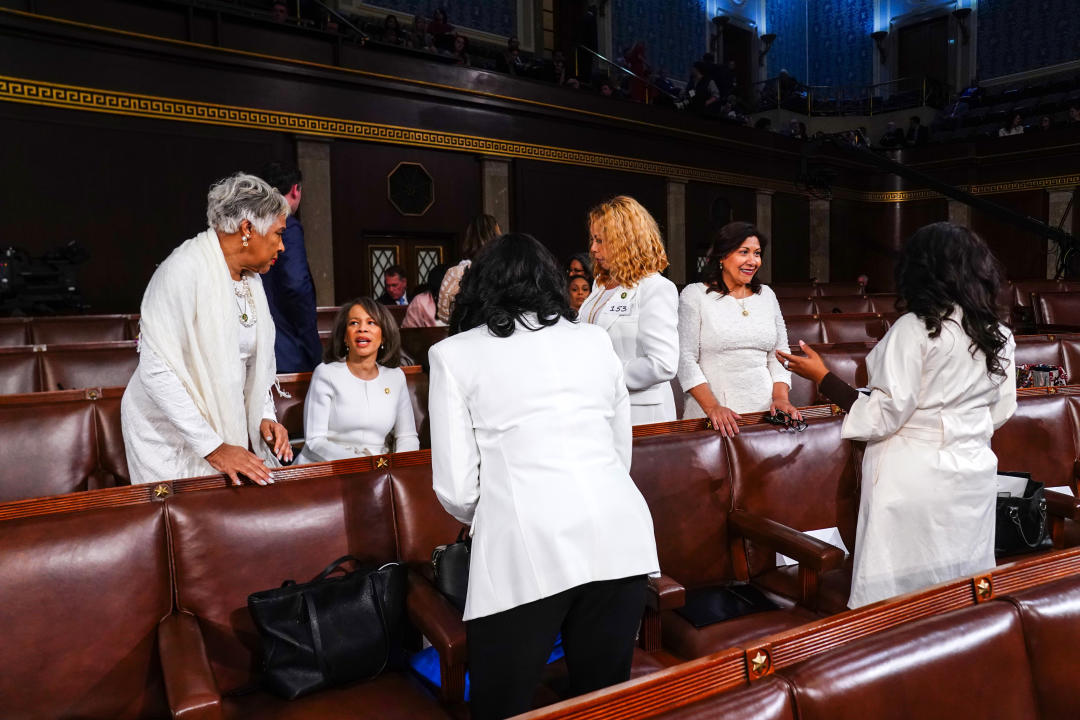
[
  {"x1": 479, "y1": 156, "x2": 511, "y2": 233},
  {"x1": 809, "y1": 198, "x2": 830, "y2": 283},
  {"x1": 948, "y1": 198, "x2": 972, "y2": 228},
  {"x1": 755, "y1": 189, "x2": 774, "y2": 284},
  {"x1": 1047, "y1": 189, "x2": 1075, "y2": 280},
  {"x1": 296, "y1": 137, "x2": 335, "y2": 306},
  {"x1": 665, "y1": 179, "x2": 687, "y2": 285}
]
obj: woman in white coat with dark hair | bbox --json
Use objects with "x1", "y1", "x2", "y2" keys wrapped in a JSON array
[
  {"x1": 429, "y1": 232, "x2": 660, "y2": 720},
  {"x1": 779, "y1": 222, "x2": 1016, "y2": 608},
  {"x1": 577, "y1": 195, "x2": 679, "y2": 425}
]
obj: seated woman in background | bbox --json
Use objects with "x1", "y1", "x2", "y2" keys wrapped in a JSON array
[
  {"x1": 779, "y1": 222, "x2": 1016, "y2": 608},
  {"x1": 121, "y1": 173, "x2": 292, "y2": 486},
  {"x1": 578, "y1": 196, "x2": 679, "y2": 425},
  {"x1": 677, "y1": 221, "x2": 797, "y2": 436},
  {"x1": 403, "y1": 263, "x2": 451, "y2": 328},
  {"x1": 295, "y1": 298, "x2": 419, "y2": 463},
  {"x1": 437, "y1": 214, "x2": 501, "y2": 323},
  {"x1": 568, "y1": 274, "x2": 591, "y2": 313},
  {"x1": 567, "y1": 252, "x2": 592, "y2": 279}
]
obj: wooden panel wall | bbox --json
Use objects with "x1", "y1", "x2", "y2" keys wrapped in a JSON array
[
  {"x1": 770, "y1": 193, "x2": 811, "y2": 283},
  {"x1": 830, "y1": 198, "x2": 947, "y2": 291},
  {"x1": 0, "y1": 103, "x2": 292, "y2": 313},
  {"x1": 329, "y1": 142, "x2": 482, "y2": 303},
  {"x1": 512, "y1": 160, "x2": 667, "y2": 271},
  {"x1": 971, "y1": 191, "x2": 1050, "y2": 281},
  {"x1": 684, "y1": 183, "x2": 756, "y2": 283}
]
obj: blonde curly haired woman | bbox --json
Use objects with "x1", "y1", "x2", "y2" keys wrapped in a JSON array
[{"x1": 578, "y1": 196, "x2": 679, "y2": 425}]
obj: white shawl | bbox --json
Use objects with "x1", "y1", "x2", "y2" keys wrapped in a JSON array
[{"x1": 139, "y1": 228, "x2": 280, "y2": 476}]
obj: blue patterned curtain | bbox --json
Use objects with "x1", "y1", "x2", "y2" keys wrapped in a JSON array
[
  {"x1": 611, "y1": 0, "x2": 709, "y2": 82},
  {"x1": 977, "y1": 0, "x2": 1080, "y2": 79}
]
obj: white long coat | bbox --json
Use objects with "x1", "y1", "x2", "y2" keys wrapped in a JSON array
[
  {"x1": 844, "y1": 310, "x2": 1016, "y2": 608},
  {"x1": 428, "y1": 316, "x2": 660, "y2": 621},
  {"x1": 577, "y1": 273, "x2": 679, "y2": 425}
]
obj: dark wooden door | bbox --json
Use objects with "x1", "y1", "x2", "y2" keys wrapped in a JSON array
[
  {"x1": 361, "y1": 235, "x2": 451, "y2": 299},
  {"x1": 898, "y1": 16, "x2": 949, "y2": 84}
]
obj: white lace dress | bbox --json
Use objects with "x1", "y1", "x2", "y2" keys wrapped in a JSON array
[{"x1": 677, "y1": 283, "x2": 792, "y2": 416}]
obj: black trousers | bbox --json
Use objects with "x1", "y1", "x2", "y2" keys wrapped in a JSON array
[{"x1": 465, "y1": 575, "x2": 648, "y2": 720}]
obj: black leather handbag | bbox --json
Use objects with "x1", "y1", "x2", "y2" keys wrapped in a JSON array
[
  {"x1": 431, "y1": 529, "x2": 471, "y2": 611},
  {"x1": 995, "y1": 472, "x2": 1049, "y2": 556},
  {"x1": 247, "y1": 555, "x2": 406, "y2": 700}
]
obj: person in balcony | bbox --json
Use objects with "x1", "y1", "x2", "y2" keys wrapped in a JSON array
[
  {"x1": 430, "y1": 233, "x2": 659, "y2": 720},
  {"x1": 122, "y1": 173, "x2": 292, "y2": 486},
  {"x1": 578, "y1": 196, "x2": 678, "y2": 425},
  {"x1": 677, "y1": 221, "x2": 798, "y2": 436},
  {"x1": 295, "y1": 298, "x2": 418, "y2": 463},
  {"x1": 999, "y1": 113, "x2": 1025, "y2": 137},
  {"x1": 779, "y1": 222, "x2": 1016, "y2": 608}
]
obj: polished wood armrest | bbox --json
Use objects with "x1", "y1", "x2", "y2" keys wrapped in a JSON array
[
  {"x1": 1045, "y1": 488, "x2": 1080, "y2": 520},
  {"x1": 405, "y1": 568, "x2": 468, "y2": 705},
  {"x1": 157, "y1": 613, "x2": 223, "y2": 720},
  {"x1": 646, "y1": 573, "x2": 686, "y2": 612},
  {"x1": 729, "y1": 509, "x2": 846, "y2": 573}
]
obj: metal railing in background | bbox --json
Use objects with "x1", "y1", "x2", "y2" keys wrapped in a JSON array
[
  {"x1": 574, "y1": 45, "x2": 681, "y2": 103},
  {"x1": 753, "y1": 75, "x2": 945, "y2": 116}
]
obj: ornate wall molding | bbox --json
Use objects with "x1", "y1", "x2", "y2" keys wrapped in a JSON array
[{"x1": 0, "y1": 73, "x2": 1075, "y2": 203}]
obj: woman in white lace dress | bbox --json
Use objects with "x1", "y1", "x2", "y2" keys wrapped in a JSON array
[{"x1": 677, "y1": 222, "x2": 800, "y2": 436}]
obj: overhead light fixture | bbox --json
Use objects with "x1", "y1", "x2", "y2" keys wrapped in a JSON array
[{"x1": 759, "y1": 33, "x2": 777, "y2": 66}]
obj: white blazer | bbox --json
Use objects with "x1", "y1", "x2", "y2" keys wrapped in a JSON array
[
  {"x1": 578, "y1": 273, "x2": 679, "y2": 425},
  {"x1": 429, "y1": 316, "x2": 660, "y2": 621}
]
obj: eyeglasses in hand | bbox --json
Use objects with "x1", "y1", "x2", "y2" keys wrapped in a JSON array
[{"x1": 763, "y1": 410, "x2": 808, "y2": 433}]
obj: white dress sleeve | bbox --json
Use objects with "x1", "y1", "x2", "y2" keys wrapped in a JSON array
[
  {"x1": 138, "y1": 343, "x2": 222, "y2": 457},
  {"x1": 624, "y1": 277, "x2": 679, "y2": 392},
  {"x1": 990, "y1": 331, "x2": 1018, "y2": 430},
  {"x1": 765, "y1": 288, "x2": 793, "y2": 387},
  {"x1": 301, "y1": 365, "x2": 360, "y2": 461},
  {"x1": 393, "y1": 370, "x2": 420, "y2": 452},
  {"x1": 610, "y1": 348, "x2": 633, "y2": 472},
  {"x1": 429, "y1": 344, "x2": 481, "y2": 525},
  {"x1": 676, "y1": 285, "x2": 709, "y2": 391},
  {"x1": 842, "y1": 316, "x2": 927, "y2": 442}
]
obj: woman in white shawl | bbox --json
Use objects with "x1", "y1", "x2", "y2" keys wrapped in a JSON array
[
  {"x1": 779, "y1": 222, "x2": 1016, "y2": 608},
  {"x1": 122, "y1": 173, "x2": 294, "y2": 486}
]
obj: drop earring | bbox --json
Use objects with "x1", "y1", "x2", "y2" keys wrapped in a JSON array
[{"x1": 242, "y1": 235, "x2": 250, "y2": 247}]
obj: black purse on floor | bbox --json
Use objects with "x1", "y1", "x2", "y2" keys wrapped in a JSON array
[
  {"x1": 995, "y1": 472, "x2": 1049, "y2": 557},
  {"x1": 431, "y1": 529, "x2": 471, "y2": 611},
  {"x1": 247, "y1": 555, "x2": 406, "y2": 699}
]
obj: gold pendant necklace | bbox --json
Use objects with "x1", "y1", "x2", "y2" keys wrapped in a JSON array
[{"x1": 735, "y1": 296, "x2": 749, "y2": 317}]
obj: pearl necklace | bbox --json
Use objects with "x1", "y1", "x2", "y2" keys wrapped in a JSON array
[{"x1": 234, "y1": 276, "x2": 256, "y2": 327}]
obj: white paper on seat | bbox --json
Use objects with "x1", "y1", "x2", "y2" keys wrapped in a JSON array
[
  {"x1": 1049, "y1": 485, "x2": 1075, "y2": 497},
  {"x1": 776, "y1": 526, "x2": 849, "y2": 568},
  {"x1": 995, "y1": 473, "x2": 1031, "y2": 497}
]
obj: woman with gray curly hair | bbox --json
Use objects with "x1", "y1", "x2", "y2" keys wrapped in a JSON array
[{"x1": 121, "y1": 172, "x2": 294, "y2": 486}]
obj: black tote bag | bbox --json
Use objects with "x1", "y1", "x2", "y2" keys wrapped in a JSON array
[{"x1": 247, "y1": 555, "x2": 406, "y2": 699}]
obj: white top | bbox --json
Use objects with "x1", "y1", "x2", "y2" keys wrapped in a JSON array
[
  {"x1": 677, "y1": 283, "x2": 792, "y2": 415},
  {"x1": 295, "y1": 362, "x2": 419, "y2": 463},
  {"x1": 122, "y1": 281, "x2": 276, "y2": 484},
  {"x1": 429, "y1": 316, "x2": 660, "y2": 620},
  {"x1": 843, "y1": 310, "x2": 1016, "y2": 607},
  {"x1": 577, "y1": 273, "x2": 679, "y2": 425}
]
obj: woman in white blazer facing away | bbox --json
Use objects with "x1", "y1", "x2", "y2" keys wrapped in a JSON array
[
  {"x1": 577, "y1": 196, "x2": 679, "y2": 425},
  {"x1": 429, "y1": 233, "x2": 660, "y2": 720}
]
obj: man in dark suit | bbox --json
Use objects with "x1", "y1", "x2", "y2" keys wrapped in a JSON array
[
  {"x1": 378, "y1": 265, "x2": 409, "y2": 305},
  {"x1": 256, "y1": 162, "x2": 323, "y2": 373}
]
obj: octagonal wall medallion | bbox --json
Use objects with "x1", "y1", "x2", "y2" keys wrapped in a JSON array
[{"x1": 387, "y1": 162, "x2": 435, "y2": 216}]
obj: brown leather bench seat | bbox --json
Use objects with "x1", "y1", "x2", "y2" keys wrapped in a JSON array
[
  {"x1": 162, "y1": 467, "x2": 453, "y2": 719},
  {"x1": 30, "y1": 314, "x2": 134, "y2": 345},
  {"x1": 0, "y1": 503, "x2": 172, "y2": 719}
]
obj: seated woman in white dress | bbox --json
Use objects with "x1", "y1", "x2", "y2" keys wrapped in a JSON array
[
  {"x1": 779, "y1": 222, "x2": 1016, "y2": 608},
  {"x1": 121, "y1": 173, "x2": 293, "y2": 486},
  {"x1": 295, "y1": 297, "x2": 419, "y2": 463},
  {"x1": 577, "y1": 196, "x2": 679, "y2": 426},
  {"x1": 677, "y1": 221, "x2": 800, "y2": 436}
]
